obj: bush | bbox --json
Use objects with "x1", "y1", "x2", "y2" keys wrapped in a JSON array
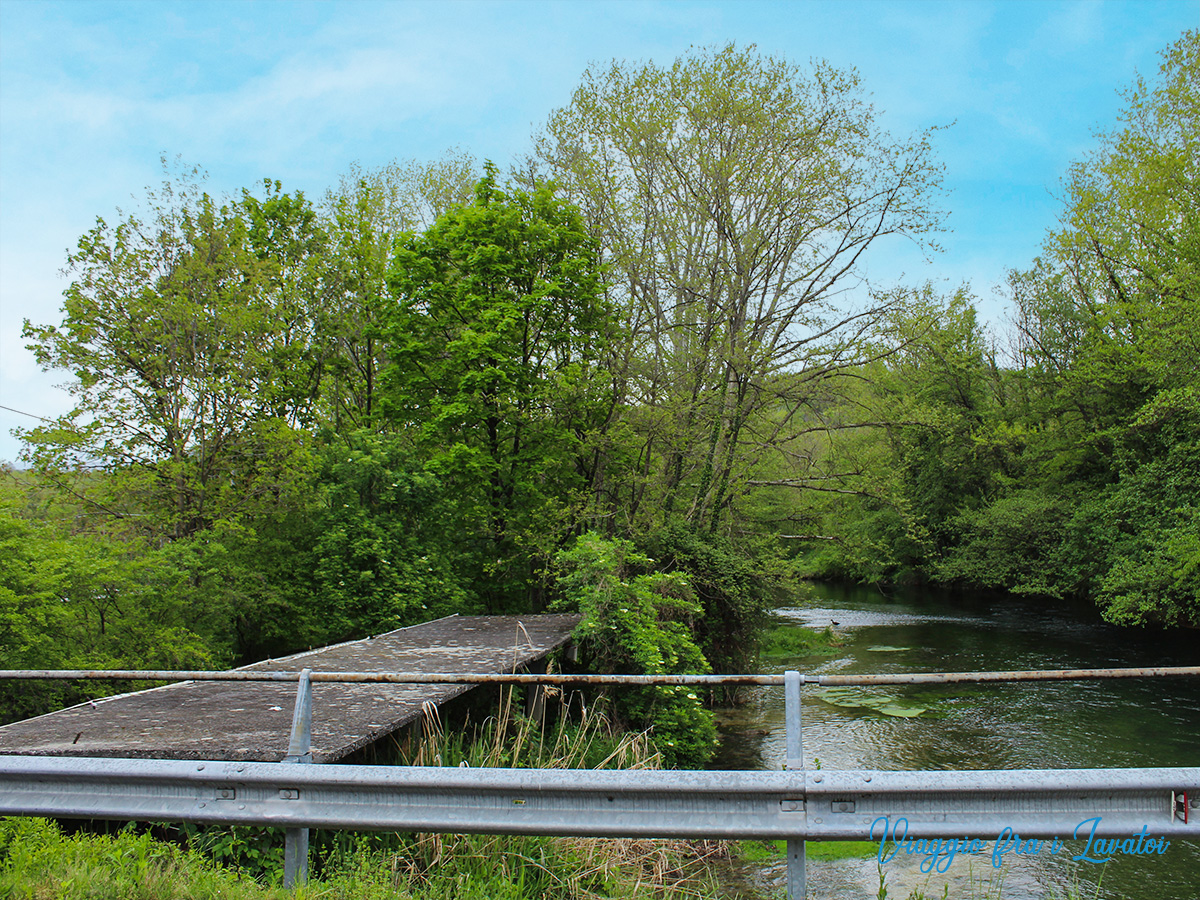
[
  {"x1": 553, "y1": 533, "x2": 718, "y2": 768},
  {"x1": 636, "y1": 524, "x2": 776, "y2": 675}
]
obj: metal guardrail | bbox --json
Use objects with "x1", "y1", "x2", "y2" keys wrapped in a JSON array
[
  {"x1": 2, "y1": 755, "x2": 1194, "y2": 837},
  {"x1": 1, "y1": 666, "x2": 1198, "y2": 896}
]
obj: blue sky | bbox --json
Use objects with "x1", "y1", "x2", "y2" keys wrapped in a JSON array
[{"x1": 0, "y1": 0, "x2": 1195, "y2": 464}]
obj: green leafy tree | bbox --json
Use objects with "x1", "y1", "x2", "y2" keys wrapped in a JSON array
[
  {"x1": 1087, "y1": 387, "x2": 1200, "y2": 625},
  {"x1": 535, "y1": 44, "x2": 946, "y2": 533},
  {"x1": 554, "y1": 532, "x2": 717, "y2": 768},
  {"x1": 0, "y1": 496, "x2": 217, "y2": 723},
  {"x1": 380, "y1": 168, "x2": 616, "y2": 611},
  {"x1": 792, "y1": 33, "x2": 1199, "y2": 628},
  {"x1": 997, "y1": 32, "x2": 1199, "y2": 623},
  {"x1": 1011, "y1": 31, "x2": 1198, "y2": 476},
  {"x1": 20, "y1": 163, "x2": 319, "y2": 541},
  {"x1": 305, "y1": 431, "x2": 475, "y2": 642},
  {"x1": 637, "y1": 522, "x2": 777, "y2": 677},
  {"x1": 319, "y1": 153, "x2": 479, "y2": 434},
  {"x1": 760, "y1": 287, "x2": 1005, "y2": 585}
]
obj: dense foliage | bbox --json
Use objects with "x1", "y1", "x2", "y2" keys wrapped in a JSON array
[
  {"x1": 790, "y1": 33, "x2": 1198, "y2": 627},
  {"x1": 553, "y1": 533, "x2": 718, "y2": 767},
  {"x1": 380, "y1": 168, "x2": 615, "y2": 612},
  {"x1": 4, "y1": 34, "x2": 1196, "y2": 736}
]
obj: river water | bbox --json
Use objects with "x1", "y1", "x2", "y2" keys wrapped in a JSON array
[{"x1": 712, "y1": 582, "x2": 1200, "y2": 900}]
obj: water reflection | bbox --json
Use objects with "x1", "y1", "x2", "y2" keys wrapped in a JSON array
[{"x1": 713, "y1": 583, "x2": 1200, "y2": 899}]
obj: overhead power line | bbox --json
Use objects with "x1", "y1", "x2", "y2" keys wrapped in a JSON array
[{"x1": 0, "y1": 404, "x2": 55, "y2": 423}]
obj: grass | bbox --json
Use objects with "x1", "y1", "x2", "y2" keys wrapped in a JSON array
[
  {"x1": 759, "y1": 623, "x2": 844, "y2": 660},
  {"x1": 0, "y1": 816, "x2": 739, "y2": 900},
  {"x1": 0, "y1": 686, "x2": 727, "y2": 900}
]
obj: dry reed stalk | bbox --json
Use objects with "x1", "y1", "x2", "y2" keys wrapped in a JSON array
[
  {"x1": 392, "y1": 681, "x2": 722, "y2": 898},
  {"x1": 558, "y1": 836, "x2": 733, "y2": 895}
]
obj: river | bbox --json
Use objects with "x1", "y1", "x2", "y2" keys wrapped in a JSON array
[{"x1": 712, "y1": 582, "x2": 1200, "y2": 900}]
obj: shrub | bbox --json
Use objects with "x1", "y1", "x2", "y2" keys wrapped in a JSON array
[{"x1": 554, "y1": 533, "x2": 718, "y2": 768}]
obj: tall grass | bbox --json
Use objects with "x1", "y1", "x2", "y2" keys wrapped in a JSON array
[
  {"x1": 324, "y1": 684, "x2": 729, "y2": 898},
  {"x1": 0, "y1": 685, "x2": 727, "y2": 899}
]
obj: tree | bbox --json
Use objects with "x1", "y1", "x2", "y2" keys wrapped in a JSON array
[
  {"x1": 20, "y1": 163, "x2": 320, "y2": 541},
  {"x1": 796, "y1": 32, "x2": 1200, "y2": 622},
  {"x1": 952, "y1": 31, "x2": 1200, "y2": 624},
  {"x1": 533, "y1": 44, "x2": 945, "y2": 533},
  {"x1": 318, "y1": 153, "x2": 479, "y2": 435},
  {"x1": 304, "y1": 430, "x2": 476, "y2": 641},
  {"x1": 554, "y1": 532, "x2": 717, "y2": 768},
  {"x1": 1012, "y1": 31, "x2": 1199, "y2": 455},
  {"x1": 239, "y1": 179, "x2": 332, "y2": 425},
  {"x1": 379, "y1": 169, "x2": 616, "y2": 611},
  {"x1": 0, "y1": 487, "x2": 217, "y2": 723},
  {"x1": 772, "y1": 287, "x2": 1009, "y2": 585}
]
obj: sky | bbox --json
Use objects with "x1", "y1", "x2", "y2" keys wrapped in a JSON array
[{"x1": 0, "y1": 0, "x2": 1195, "y2": 465}]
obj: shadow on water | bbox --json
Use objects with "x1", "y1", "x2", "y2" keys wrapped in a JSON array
[{"x1": 712, "y1": 582, "x2": 1200, "y2": 900}]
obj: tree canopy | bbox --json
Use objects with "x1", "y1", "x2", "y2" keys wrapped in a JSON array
[
  {"x1": 380, "y1": 167, "x2": 616, "y2": 611},
  {"x1": 794, "y1": 31, "x2": 1199, "y2": 627},
  {"x1": 534, "y1": 44, "x2": 946, "y2": 533},
  {"x1": 7, "y1": 35, "x2": 1197, "y2": 734},
  {"x1": 21, "y1": 167, "x2": 320, "y2": 541}
]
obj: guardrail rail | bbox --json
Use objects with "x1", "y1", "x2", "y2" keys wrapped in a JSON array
[{"x1": 1, "y1": 666, "x2": 1197, "y2": 896}]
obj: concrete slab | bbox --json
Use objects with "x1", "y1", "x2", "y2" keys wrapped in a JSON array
[{"x1": 0, "y1": 614, "x2": 579, "y2": 762}]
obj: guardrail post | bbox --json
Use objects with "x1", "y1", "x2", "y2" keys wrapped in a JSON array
[
  {"x1": 784, "y1": 670, "x2": 805, "y2": 900},
  {"x1": 283, "y1": 668, "x2": 312, "y2": 888}
]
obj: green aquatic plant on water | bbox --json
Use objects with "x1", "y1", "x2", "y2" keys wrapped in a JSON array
[
  {"x1": 735, "y1": 838, "x2": 876, "y2": 863},
  {"x1": 816, "y1": 686, "x2": 928, "y2": 718}
]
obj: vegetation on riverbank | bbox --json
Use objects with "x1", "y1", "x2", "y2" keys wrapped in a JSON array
[
  {"x1": 734, "y1": 838, "x2": 876, "y2": 863},
  {"x1": 759, "y1": 622, "x2": 844, "y2": 660},
  {"x1": 791, "y1": 34, "x2": 1198, "y2": 629},
  {"x1": 3, "y1": 35, "x2": 1196, "y2": 739}
]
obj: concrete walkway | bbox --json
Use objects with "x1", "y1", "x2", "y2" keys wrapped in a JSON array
[{"x1": 0, "y1": 614, "x2": 579, "y2": 762}]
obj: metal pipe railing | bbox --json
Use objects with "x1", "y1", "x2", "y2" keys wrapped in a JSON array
[{"x1": 1, "y1": 665, "x2": 1198, "y2": 685}]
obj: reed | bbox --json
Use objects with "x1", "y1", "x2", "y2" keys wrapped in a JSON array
[{"x1": 356, "y1": 678, "x2": 724, "y2": 898}]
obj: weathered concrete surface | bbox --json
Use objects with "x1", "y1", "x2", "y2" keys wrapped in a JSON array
[{"x1": 0, "y1": 614, "x2": 579, "y2": 762}]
